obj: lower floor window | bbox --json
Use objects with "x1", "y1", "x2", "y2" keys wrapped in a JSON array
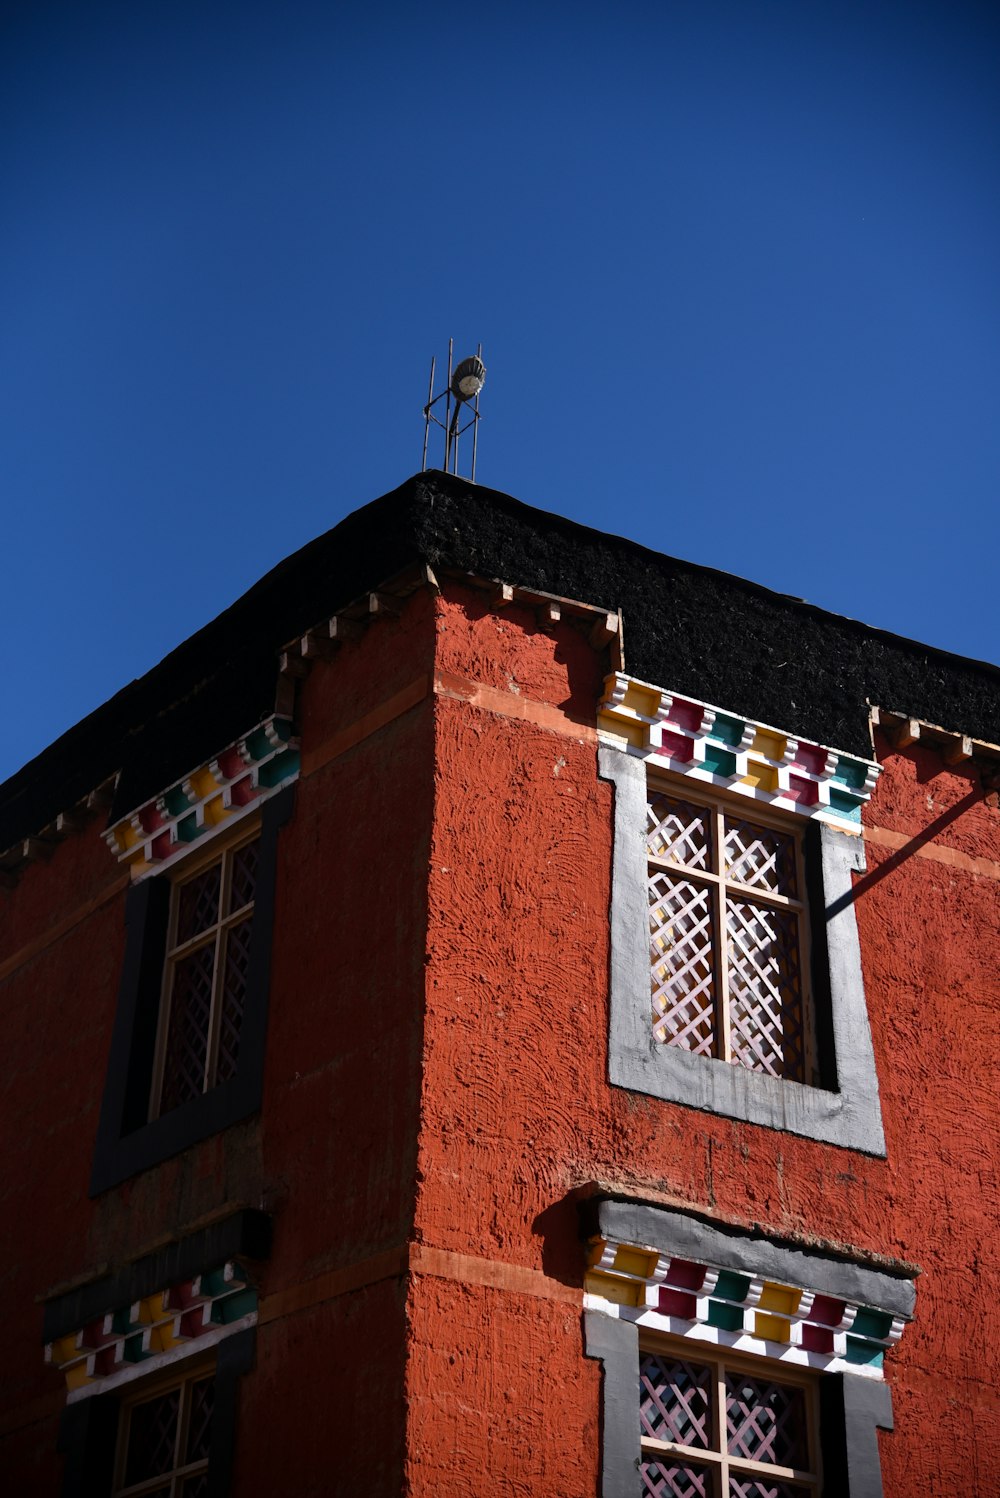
[
  {"x1": 114, "y1": 1366, "x2": 214, "y2": 1497},
  {"x1": 640, "y1": 1343, "x2": 819, "y2": 1497}
]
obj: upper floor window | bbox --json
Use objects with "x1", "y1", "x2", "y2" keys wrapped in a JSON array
[
  {"x1": 640, "y1": 1341, "x2": 820, "y2": 1497},
  {"x1": 647, "y1": 786, "x2": 810, "y2": 1084},
  {"x1": 90, "y1": 785, "x2": 294, "y2": 1195},
  {"x1": 153, "y1": 833, "x2": 261, "y2": 1118},
  {"x1": 598, "y1": 674, "x2": 886, "y2": 1155},
  {"x1": 114, "y1": 1366, "x2": 214, "y2": 1498}
]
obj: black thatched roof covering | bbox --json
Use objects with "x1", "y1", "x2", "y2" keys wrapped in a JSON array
[{"x1": 3, "y1": 468, "x2": 999, "y2": 850}]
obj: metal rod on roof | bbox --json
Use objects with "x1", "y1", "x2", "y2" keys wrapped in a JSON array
[
  {"x1": 471, "y1": 341, "x2": 482, "y2": 481},
  {"x1": 444, "y1": 338, "x2": 454, "y2": 472},
  {"x1": 421, "y1": 356, "x2": 436, "y2": 472}
]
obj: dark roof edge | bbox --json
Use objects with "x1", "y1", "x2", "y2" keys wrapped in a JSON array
[
  {"x1": 4, "y1": 469, "x2": 999, "y2": 851},
  {"x1": 418, "y1": 470, "x2": 1000, "y2": 686}
]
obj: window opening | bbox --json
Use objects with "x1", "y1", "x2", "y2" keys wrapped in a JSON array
[
  {"x1": 647, "y1": 786, "x2": 810, "y2": 1082},
  {"x1": 152, "y1": 831, "x2": 260, "y2": 1118},
  {"x1": 114, "y1": 1367, "x2": 214, "y2": 1498},
  {"x1": 640, "y1": 1342, "x2": 820, "y2": 1497}
]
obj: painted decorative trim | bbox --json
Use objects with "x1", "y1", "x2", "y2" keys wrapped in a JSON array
[
  {"x1": 584, "y1": 1235, "x2": 909, "y2": 1383},
  {"x1": 599, "y1": 674, "x2": 879, "y2": 829},
  {"x1": 45, "y1": 1260, "x2": 256, "y2": 1397},
  {"x1": 104, "y1": 716, "x2": 300, "y2": 879}
]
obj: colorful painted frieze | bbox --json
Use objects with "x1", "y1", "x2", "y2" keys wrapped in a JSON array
[
  {"x1": 104, "y1": 715, "x2": 300, "y2": 878},
  {"x1": 45, "y1": 1261, "x2": 257, "y2": 1396},
  {"x1": 585, "y1": 1237, "x2": 907, "y2": 1380},
  {"x1": 598, "y1": 673, "x2": 879, "y2": 829}
]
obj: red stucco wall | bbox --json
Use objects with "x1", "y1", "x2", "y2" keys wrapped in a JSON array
[
  {"x1": 409, "y1": 581, "x2": 1000, "y2": 1495},
  {"x1": 4, "y1": 573, "x2": 1000, "y2": 1495},
  {"x1": 1, "y1": 589, "x2": 436, "y2": 1495}
]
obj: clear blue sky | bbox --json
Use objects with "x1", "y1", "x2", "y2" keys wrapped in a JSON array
[{"x1": 3, "y1": 0, "x2": 998, "y2": 785}]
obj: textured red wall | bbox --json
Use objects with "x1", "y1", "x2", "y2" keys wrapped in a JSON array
[
  {"x1": 5, "y1": 574, "x2": 1000, "y2": 1495},
  {"x1": 0, "y1": 589, "x2": 436, "y2": 1495},
  {"x1": 410, "y1": 581, "x2": 1000, "y2": 1496}
]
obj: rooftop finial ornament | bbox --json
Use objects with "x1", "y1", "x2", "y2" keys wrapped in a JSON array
[{"x1": 421, "y1": 338, "x2": 486, "y2": 481}]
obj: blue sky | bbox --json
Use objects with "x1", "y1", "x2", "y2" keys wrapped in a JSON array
[{"x1": 3, "y1": 1, "x2": 999, "y2": 785}]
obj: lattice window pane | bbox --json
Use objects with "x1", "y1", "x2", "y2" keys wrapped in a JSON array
[
  {"x1": 729, "y1": 1481, "x2": 806, "y2": 1498},
  {"x1": 727, "y1": 902, "x2": 804, "y2": 1080},
  {"x1": 640, "y1": 1354, "x2": 713, "y2": 1448},
  {"x1": 176, "y1": 865, "x2": 221, "y2": 945},
  {"x1": 641, "y1": 1461, "x2": 712, "y2": 1498},
  {"x1": 723, "y1": 818, "x2": 797, "y2": 897},
  {"x1": 186, "y1": 1375, "x2": 215, "y2": 1463},
  {"x1": 726, "y1": 1373, "x2": 807, "y2": 1468},
  {"x1": 650, "y1": 874, "x2": 716, "y2": 1054},
  {"x1": 161, "y1": 945, "x2": 215, "y2": 1112},
  {"x1": 216, "y1": 918, "x2": 252, "y2": 1084},
  {"x1": 182, "y1": 1477, "x2": 211, "y2": 1498},
  {"x1": 123, "y1": 1389, "x2": 180, "y2": 1484},
  {"x1": 228, "y1": 837, "x2": 260, "y2": 915},
  {"x1": 647, "y1": 794, "x2": 712, "y2": 871}
]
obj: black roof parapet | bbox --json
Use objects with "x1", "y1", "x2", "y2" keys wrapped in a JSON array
[{"x1": 4, "y1": 469, "x2": 999, "y2": 853}]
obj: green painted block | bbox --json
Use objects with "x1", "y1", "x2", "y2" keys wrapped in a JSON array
[
  {"x1": 702, "y1": 745, "x2": 737, "y2": 778},
  {"x1": 161, "y1": 785, "x2": 191, "y2": 817},
  {"x1": 244, "y1": 727, "x2": 272, "y2": 761},
  {"x1": 852, "y1": 1307, "x2": 893, "y2": 1340},
  {"x1": 207, "y1": 1288, "x2": 258, "y2": 1326},
  {"x1": 199, "y1": 1266, "x2": 243, "y2": 1299},
  {"x1": 832, "y1": 757, "x2": 868, "y2": 789},
  {"x1": 177, "y1": 813, "x2": 201, "y2": 843},
  {"x1": 713, "y1": 1270, "x2": 751, "y2": 1303},
  {"x1": 123, "y1": 1333, "x2": 148, "y2": 1364},
  {"x1": 257, "y1": 748, "x2": 300, "y2": 788},
  {"x1": 707, "y1": 1300, "x2": 745, "y2": 1331},
  {"x1": 845, "y1": 1336, "x2": 884, "y2": 1368},
  {"x1": 712, "y1": 714, "x2": 745, "y2": 747},
  {"x1": 828, "y1": 788, "x2": 862, "y2": 821}
]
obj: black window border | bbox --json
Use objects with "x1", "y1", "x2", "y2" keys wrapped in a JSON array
[
  {"x1": 583, "y1": 1198, "x2": 913, "y2": 1498},
  {"x1": 600, "y1": 745, "x2": 887, "y2": 1155},
  {"x1": 56, "y1": 1324, "x2": 255, "y2": 1498},
  {"x1": 90, "y1": 786, "x2": 294, "y2": 1196}
]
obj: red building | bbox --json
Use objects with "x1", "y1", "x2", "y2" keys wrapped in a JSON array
[{"x1": 3, "y1": 471, "x2": 999, "y2": 1496}]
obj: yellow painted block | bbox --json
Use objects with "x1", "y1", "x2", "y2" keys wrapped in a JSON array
[
  {"x1": 203, "y1": 794, "x2": 230, "y2": 827},
  {"x1": 623, "y1": 684, "x2": 661, "y2": 718},
  {"x1": 586, "y1": 1239, "x2": 608, "y2": 1268},
  {"x1": 752, "y1": 729, "x2": 786, "y2": 761},
  {"x1": 742, "y1": 762, "x2": 779, "y2": 794},
  {"x1": 188, "y1": 767, "x2": 217, "y2": 799},
  {"x1": 585, "y1": 1271, "x2": 644, "y2": 1307},
  {"x1": 118, "y1": 823, "x2": 139, "y2": 851},
  {"x1": 50, "y1": 1334, "x2": 79, "y2": 1366},
  {"x1": 65, "y1": 1360, "x2": 94, "y2": 1391},
  {"x1": 598, "y1": 714, "x2": 647, "y2": 749},
  {"x1": 147, "y1": 1320, "x2": 180, "y2": 1354},
  {"x1": 759, "y1": 1282, "x2": 801, "y2": 1315},
  {"x1": 613, "y1": 1245, "x2": 658, "y2": 1280},
  {"x1": 755, "y1": 1311, "x2": 791, "y2": 1343},
  {"x1": 135, "y1": 1295, "x2": 163, "y2": 1325}
]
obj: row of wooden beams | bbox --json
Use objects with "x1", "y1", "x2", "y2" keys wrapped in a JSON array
[
  {"x1": 871, "y1": 706, "x2": 1000, "y2": 773},
  {"x1": 0, "y1": 773, "x2": 117, "y2": 887}
]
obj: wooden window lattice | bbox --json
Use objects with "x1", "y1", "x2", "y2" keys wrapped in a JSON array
[
  {"x1": 639, "y1": 1345, "x2": 819, "y2": 1497},
  {"x1": 153, "y1": 832, "x2": 260, "y2": 1120},
  {"x1": 114, "y1": 1369, "x2": 215, "y2": 1498},
  {"x1": 647, "y1": 789, "x2": 809, "y2": 1082}
]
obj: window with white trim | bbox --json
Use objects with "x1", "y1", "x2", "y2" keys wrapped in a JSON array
[
  {"x1": 647, "y1": 784, "x2": 811, "y2": 1083},
  {"x1": 152, "y1": 830, "x2": 261, "y2": 1119},
  {"x1": 639, "y1": 1340, "x2": 820, "y2": 1497}
]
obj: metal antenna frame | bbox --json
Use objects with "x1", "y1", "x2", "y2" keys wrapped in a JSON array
[{"x1": 422, "y1": 339, "x2": 484, "y2": 481}]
